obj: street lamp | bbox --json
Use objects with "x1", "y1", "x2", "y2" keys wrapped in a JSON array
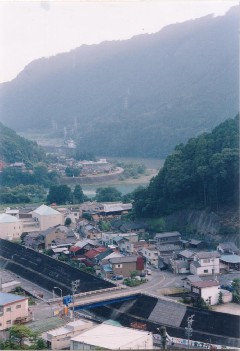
[{"x1": 53, "y1": 286, "x2": 63, "y2": 298}]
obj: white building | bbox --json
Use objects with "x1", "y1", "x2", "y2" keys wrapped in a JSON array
[
  {"x1": 70, "y1": 323, "x2": 153, "y2": 350},
  {"x1": 190, "y1": 251, "x2": 220, "y2": 276},
  {"x1": 141, "y1": 246, "x2": 159, "y2": 266},
  {"x1": 32, "y1": 205, "x2": 64, "y2": 231},
  {"x1": 0, "y1": 292, "x2": 29, "y2": 330},
  {"x1": 191, "y1": 280, "x2": 220, "y2": 305},
  {"x1": 0, "y1": 213, "x2": 23, "y2": 240}
]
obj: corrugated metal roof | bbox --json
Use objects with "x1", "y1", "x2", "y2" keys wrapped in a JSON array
[
  {"x1": 220, "y1": 254, "x2": 240, "y2": 264},
  {"x1": 0, "y1": 292, "x2": 27, "y2": 305}
]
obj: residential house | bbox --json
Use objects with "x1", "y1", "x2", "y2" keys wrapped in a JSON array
[
  {"x1": 170, "y1": 249, "x2": 195, "y2": 274},
  {"x1": 70, "y1": 239, "x2": 97, "y2": 258},
  {"x1": 24, "y1": 225, "x2": 77, "y2": 250},
  {"x1": 32, "y1": 205, "x2": 64, "y2": 231},
  {"x1": 217, "y1": 242, "x2": 239, "y2": 255},
  {"x1": 80, "y1": 223, "x2": 102, "y2": 241},
  {"x1": 190, "y1": 251, "x2": 220, "y2": 276},
  {"x1": 189, "y1": 239, "x2": 208, "y2": 250},
  {"x1": 154, "y1": 232, "x2": 181, "y2": 246},
  {"x1": 101, "y1": 232, "x2": 138, "y2": 247},
  {"x1": 220, "y1": 255, "x2": 240, "y2": 272},
  {"x1": 119, "y1": 221, "x2": 148, "y2": 234},
  {"x1": 108, "y1": 256, "x2": 144, "y2": 278},
  {"x1": 141, "y1": 246, "x2": 159, "y2": 266},
  {"x1": 190, "y1": 280, "x2": 221, "y2": 305},
  {"x1": 0, "y1": 213, "x2": 23, "y2": 240},
  {"x1": 70, "y1": 323, "x2": 153, "y2": 350},
  {"x1": 0, "y1": 292, "x2": 29, "y2": 330},
  {"x1": 182, "y1": 275, "x2": 202, "y2": 290}
]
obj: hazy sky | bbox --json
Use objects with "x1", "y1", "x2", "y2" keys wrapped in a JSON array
[{"x1": 0, "y1": 1, "x2": 237, "y2": 83}]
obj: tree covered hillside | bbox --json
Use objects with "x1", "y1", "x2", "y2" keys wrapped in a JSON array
[
  {"x1": 0, "y1": 7, "x2": 238, "y2": 157},
  {"x1": 133, "y1": 115, "x2": 239, "y2": 217},
  {"x1": 0, "y1": 122, "x2": 45, "y2": 163}
]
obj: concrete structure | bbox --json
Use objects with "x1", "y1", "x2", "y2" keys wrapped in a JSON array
[
  {"x1": 46, "y1": 319, "x2": 94, "y2": 349},
  {"x1": 70, "y1": 323, "x2": 153, "y2": 350},
  {"x1": 0, "y1": 292, "x2": 28, "y2": 330},
  {"x1": 191, "y1": 280, "x2": 220, "y2": 305},
  {"x1": 0, "y1": 213, "x2": 23, "y2": 240},
  {"x1": 190, "y1": 251, "x2": 220, "y2": 276},
  {"x1": 101, "y1": 232, "x2": 138, "y2": 247},
  {"x1": 32, "y1": 205, "x2": 64, "y2": 231}
]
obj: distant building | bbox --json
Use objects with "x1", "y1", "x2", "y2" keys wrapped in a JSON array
[
  {"x1": 154, "y1": 232, "x2": 181, "y2": 246},
  {"x1": 0, "y1": 213, "x2": 23, "y2": 240},
  {"x1": 217, "y1": 242, "x2": 239, "y2": 255},
  {"x1": 220, "y1": 254, "x2": 240, "y2": 272},
  {"x1": 0, "y1": 292, "x2": 29, "y2": 330},
  {"x1": 70, "y1": 323, "x2": 153, "y2": 350},
  {"x1": 190, "y1": 280, "x2": 221, "y2": 306},
  {"x1": 32, "y1": 205, "x2": 64, "y2": 231},
  {"x1": 141, "y1": 246, "x2": 159, "y2": 266}
]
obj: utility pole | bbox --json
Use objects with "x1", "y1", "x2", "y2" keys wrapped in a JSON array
[
  {"x1": 157, "y1": 326, "x2": 167, "y2": 349},
  {"x1": 71, "y1": 279, "x2": 80, "y2": 321},
  {"x1": 185, "y1": 314, "x2": 194, "y2": 349}
]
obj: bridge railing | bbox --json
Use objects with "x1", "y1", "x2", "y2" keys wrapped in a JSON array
[{"x1": 47, "y1": 284, "x2": 127, "y2": 304}]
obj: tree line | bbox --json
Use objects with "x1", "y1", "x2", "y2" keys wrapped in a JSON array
[{"x1": 132, "y1": 115, "x2": 239, "y2": 217}]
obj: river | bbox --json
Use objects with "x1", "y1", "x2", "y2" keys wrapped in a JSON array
[{"x1": 82, "y1": 157, "x2": 164, "y2": 198}]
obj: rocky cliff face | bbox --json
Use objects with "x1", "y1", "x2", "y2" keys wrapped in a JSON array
[{"x1": 163, "y1": 208, "x2": 239, "y2": 243}]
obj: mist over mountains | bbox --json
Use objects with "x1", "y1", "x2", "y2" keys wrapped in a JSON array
[{"x1": 0, "y1": 7, "x2": 238, "y2": 158}]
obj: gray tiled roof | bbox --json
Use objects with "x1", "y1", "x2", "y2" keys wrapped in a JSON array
[
  {"x1": 109, "y1": 256, "x2": 138, "y2": 264},
  {"x1": 149, "y1": 299, "x2": 186, "y2": 327},
  {"x1": 196, "y1": 251, "x2": 220, "y2": 259},
  {"x1": 155, "y1": 231, "x2": 181, "y2": 239}
]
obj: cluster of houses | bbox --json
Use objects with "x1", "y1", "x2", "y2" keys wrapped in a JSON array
[{"x1": 1, "y1": 202, "x2": 240, "y2": 312}]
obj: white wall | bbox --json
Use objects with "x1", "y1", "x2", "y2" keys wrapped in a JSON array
[
  {"x1": 33, "y1": 214, "x2": 64, "y2": 230},
  {"x1": 201, "y1": 286, "x2": 219, "y2": 305},
  {"x1": 0, "y1": 221, "x2": 23, "y2": 240}
]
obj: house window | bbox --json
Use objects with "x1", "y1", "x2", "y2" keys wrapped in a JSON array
[
  {"x1": 204, "y1": 269, "x2": 208, "y2": 273},
  {"x1": 16, "y1": 305, "x2": 21, "y2": 309},
  {"x1": 6, "y1": 320, "x2": 11, "y2": 324},
  {"x1": 115, "y1": 264, "x2": 122, "y2": 268},
  {"x1": 203, "y1": 259, "x2": 210, "y2": 263},
  {"x1": 6, "y1": 307, "x2": 11, "y2": 312}
]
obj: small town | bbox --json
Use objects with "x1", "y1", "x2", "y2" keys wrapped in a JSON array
[
  {"x1": 0, "y1": 1, "x2": 239, "y2": 350},
  {"x1": 0, "y1": 200, "x2": 239, "y2": 349}
]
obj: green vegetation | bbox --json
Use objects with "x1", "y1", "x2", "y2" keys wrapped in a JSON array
[
  {"x1": 124, "y1": 277, "x2": 147, "y2": 287},
  {"x1": 95, "y1": 187, "x2": 122, "y2": 202},
  {"x1": 64, "y1": 217, "x2": 72, "y2": 226},
  {"x1": 232, "y1": 278, "x2": 240, "y2": 304},
  {"x1": 99, "y1": 220, "x2": 111, "y2": 231},
  {"x1": 0, "y1": 185, "x2": 47, "y2": 204},
  {"x1": 117, "y1": 162, "x2": 147, "y2": 180},
  {"x1": 75, "y1": 150, "x2": 96, "y2": 161},
  {"x1": 0, "y1": 325, "x2": 47, "y2": 349},
  {"x1": 133, "y1": 115, "x2": 239, "y2": 217},
  {"x1": 47, "y1": 184, "x2": 86, "y2": 205},
  {"x1": 1, "y1": 164, "x2": 60, "y2": 187},
  {"x1": 0, "y1": 122, "x2": 45, "y2": 164},
  {"x1": 65, "y1": 167, "x2": 80, "y2": 177}
]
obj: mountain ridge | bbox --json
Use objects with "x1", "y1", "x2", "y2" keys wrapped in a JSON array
[{"x1": 0, "y1": 6, "x2": 238, "y2": 157}]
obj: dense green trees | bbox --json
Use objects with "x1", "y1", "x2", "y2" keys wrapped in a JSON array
[
  {"x1": 133, "y1": 115, "x2": 239, "y2": 217},
  {"x1": 0, "y1": 122, "x2": 45, "y2": 163},
  {"x1": 65, "y1": 167, "x2": 80, "y2": 177},
  {"x1": 47, "y1": 184, "x2": 85, "y2": 205},
  {"x1": 0, "y1": 185, "x2": 47, "y2": 204},
  {"x1": 0, "y1": 165, "x2": 60, "y2": 187},
  {"x1": 95, "y1": 187, "x2": 122, "y2": 202}
]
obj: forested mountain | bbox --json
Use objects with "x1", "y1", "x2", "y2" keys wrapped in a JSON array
[
  {"x1": 0, "y1": 122, "x2": 45, "y2": 163},
  {"x1": 133, "y1": 115, "x2": 239, "y2": 217},
  {"x1": 0, "y1": 7, "x2": 238, "y2": 157}
]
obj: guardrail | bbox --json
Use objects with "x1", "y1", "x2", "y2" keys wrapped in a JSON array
[{"x1": 47, "y1": 284, "x2": 127, "y2": 304}]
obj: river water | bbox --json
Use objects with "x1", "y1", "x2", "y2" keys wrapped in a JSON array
[{"x1": 82, "y1": 157, "x2": 164, "y2": 198}]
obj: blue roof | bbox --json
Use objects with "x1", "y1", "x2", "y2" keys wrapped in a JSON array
[{"x1": 0, "y1": 292, "x2": 27, "y2": 305}]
